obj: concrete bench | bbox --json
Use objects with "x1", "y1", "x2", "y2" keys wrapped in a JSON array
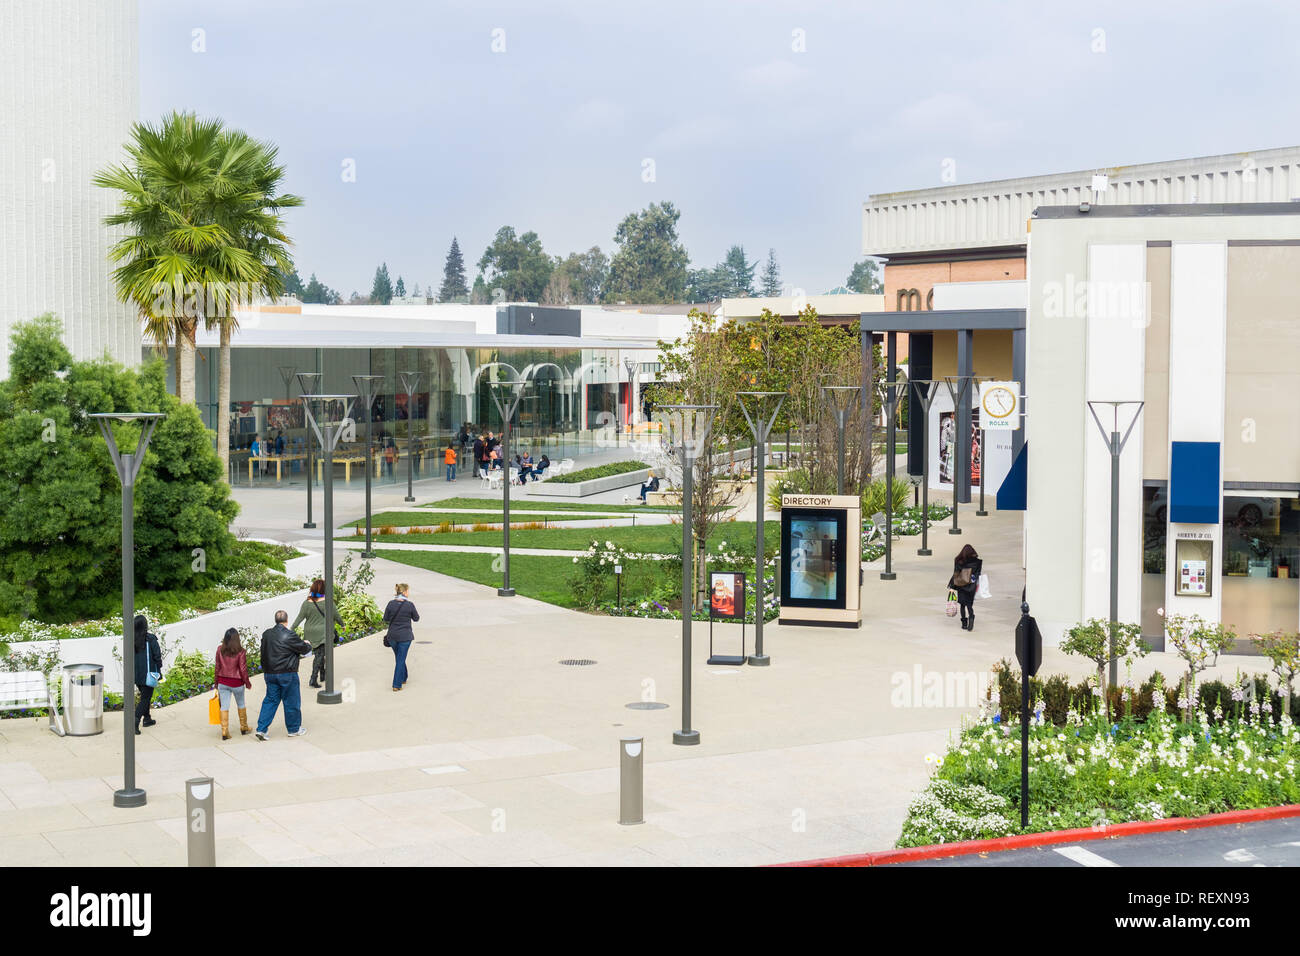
[
  {"x1": 0, "y1": 670, "x2": 64, "y2": 735},
  {"x1": 644, "y1": 490, "x2": 678, "y2": 506}
]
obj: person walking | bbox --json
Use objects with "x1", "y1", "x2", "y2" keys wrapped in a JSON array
[
  {"x1": 291, "y1": 579, "x2": 331, "y2": 688},
  {"x1": 444, "y1": 439, "x2": 458, "y2": 481},
  {"x1": 383, "y1": 583, "x2": 420, "y2": 692},
  {"x1": 949, "y1": 544, "x2": 983, "y2": 631},
  {"x1": 213, "y1": 627, "x2": 253, "y2": 740},
  {"x1": 133, "y1": 615, "x2": 162, "y2": 735},
  {"x1": 254, "y1": 610, "x2": 312, "y2": 740}
]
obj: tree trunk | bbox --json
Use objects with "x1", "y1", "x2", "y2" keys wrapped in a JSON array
[
  {"x1": 217, "y1": 322, "x2": 232, "y2": 481},
  {"x1": 176, "y1": 320, "x2": 197, "y2": 405}
]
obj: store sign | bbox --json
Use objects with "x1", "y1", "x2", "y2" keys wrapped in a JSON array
[{"x1": 979, "y1": 381, "x2": 1020, "y2": 431}]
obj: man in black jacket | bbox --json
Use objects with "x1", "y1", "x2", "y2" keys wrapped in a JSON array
[{"x1": 254, "y1": 610, "x2": 313, "y2": 740}]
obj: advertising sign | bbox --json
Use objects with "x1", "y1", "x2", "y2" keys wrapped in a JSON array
[
  {"x1": 939, "y1": 410, "x2": 981, "y2": 485},
  {"x1": 979, "y1": 381, "x2": 1021, "y2": 431},
  {"x1": 709, "y1": 571, "x2": 745, "y2": 620}
]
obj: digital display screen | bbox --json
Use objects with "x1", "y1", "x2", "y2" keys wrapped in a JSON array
[{"x1": 781, "y1": 509, "x2": 848, "y2": 608}]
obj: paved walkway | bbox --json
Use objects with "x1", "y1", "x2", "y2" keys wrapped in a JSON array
[{"x1": 0, "y1": 475, "x2": 1276, "y2": 866}]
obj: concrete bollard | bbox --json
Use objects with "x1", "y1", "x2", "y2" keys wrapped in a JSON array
[
  {"x1": 185, "y1": 776, "x2": 216, "y2": 866},
  {"x1": 619, "y1": 736, "x2": 644, "y2": 825}
]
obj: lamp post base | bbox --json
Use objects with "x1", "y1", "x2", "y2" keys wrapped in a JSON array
[
  {"x1": 976, "y1": 510, "x2": 989, "y2": 517},
  {"x1": 361, "y1": 551, "x2": 376, "y2": 559},
  {"x1": 113, "y1": 788, "x2": 147, "y2": 808},
  {"x1": 672, "y1": 729, "x2": 700, "y2": 746},
  {"x1": 949, "y1": 527, "x2": 962, "y2": 535},
  {"x1": 404, "y1": 496, "x2": 415, "y2": 503},
  {"x1": 917, "y1": 548, "x2": 932, "y2": 556},
  {"x1": 317, "y1": 689, "x2": 343, "y2": 705},
  {"x1": 303, "y1": 522, "x2": 316, "y2": 529},
  {"x1": 747, "y1": 653, "x2": 771, "y2": 667},
  {"x1": 497, "y1": 587, "x2": 516, "y2": 597},
  {"x1": 880, "y1": 571, "x2": 897, "y2": 581}
]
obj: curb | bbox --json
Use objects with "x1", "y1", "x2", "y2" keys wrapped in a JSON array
[{"x1": 776, "y1": 803, "x2": 1300, "y2": 867}]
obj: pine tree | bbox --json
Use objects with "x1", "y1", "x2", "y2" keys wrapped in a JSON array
[
  {"x1": 370, "y1": 263, "x2": 394, "y2": 304},
  {"x1": 395, "y1": 276, "x2": 406, "y2": 298},
  {"x1": 439, "y1": 237, "x2": 469, "y2": 302},
  {"x1": 411, "y1": 282, "x2": 421, "y2": 297},
  {"x1": 760, "y1": 248, "x2": 781, "y2": 296}
]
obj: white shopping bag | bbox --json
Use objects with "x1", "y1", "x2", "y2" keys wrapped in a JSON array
[{"x1": 976, "y1": 571, "x2": 991, "y2": 600}]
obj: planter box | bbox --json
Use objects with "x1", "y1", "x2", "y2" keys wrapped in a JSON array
[{"x1": 526, "y1": 468, "x2": 650, "y2": 498}]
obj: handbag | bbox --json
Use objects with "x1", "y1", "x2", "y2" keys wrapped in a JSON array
[
  {"x1": 945, "y1": 592, "x2": 959, "y2": 617},
  {"x1": 145, "y1": 642, "x2": 161, "y2": 688},
  {"x1": 207, "y1": 692, "x2": 221, "y2": 725},
  {"x1": 952, "y1": 566, "x2": 972, "y2": 589}
]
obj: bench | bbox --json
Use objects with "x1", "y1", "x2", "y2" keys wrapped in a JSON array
[{"x1": 0, "y1": 671, "x2": 65, "y2": 735}]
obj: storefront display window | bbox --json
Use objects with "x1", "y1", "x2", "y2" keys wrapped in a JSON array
[{"x1": 1221, "y1": 493, "x2": 1300, "y2": 638}]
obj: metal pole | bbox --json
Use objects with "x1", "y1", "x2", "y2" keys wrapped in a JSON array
[
  {"x1": 1020, "y1": 604, "x2": 1030, "y2": 830},
  {"x1": 363, "y1": 410, "x2": 375, "y2": 558},
  {"x1": 619, "y1": 736, "x2": 644, "y2": 825},
  {"x1": 919, "y1": 424, "x2": 932, "y2": 557},
  {"x1": 303, "y1": 434, "x2": 315, "y2": 528},
  {"x1": 1108, "y1": 431, "x2": 1120, "y2": 689},
  {"x1": 185, "y1": 776, "x2": 215, "y2": 866},
  {"x1": 499, "y1": 404, "x2": 515, "y2": 596},
  {"x1": 115, "y1": 456, "x2": 145, "y2": 808},
  {"x1": 320, "y1": 427, "x2": 341, "y2": 705},
  {"x1": 405, "y1": 387, "x2": 416, "y2": 502},
  {"x1": 674, "y1": 443, "x2": 698, "y2": 745},
  {"x1": 835, "y1": 415, "x2": 846, "y2": 495},
  {"x1": 976, "y1": 426, "x2": 988, "y2": 516},
  {"x1": 751, "y1": 440, "x2": 769, "y2": 665},
  {"x1": 882, "y1": 394, "x2": 896, "y2": 581}
]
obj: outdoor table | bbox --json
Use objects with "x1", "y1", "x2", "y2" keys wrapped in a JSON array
[
  {"x1": 317, "y1": 454, "x2": 369, "y2": 483},
  {"x1": 247, "y1": 454, "x2": 305, "y2": 481}
]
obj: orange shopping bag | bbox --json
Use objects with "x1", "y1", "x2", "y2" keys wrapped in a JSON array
[{"x1": 208, "y1": 692, "x2": 220, "y2": 725}]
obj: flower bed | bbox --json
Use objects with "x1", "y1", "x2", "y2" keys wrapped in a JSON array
[
  {"x1": 545, "y1": 460, "x2": 650, "y2": 484},
  {"x1": 897, "y1": 663, "x2": 1300, "y2": 846}
]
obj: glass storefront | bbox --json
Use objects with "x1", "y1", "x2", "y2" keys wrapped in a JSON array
[{"x1": 192, "y1": 345, "x2": 642, "y2": 488}]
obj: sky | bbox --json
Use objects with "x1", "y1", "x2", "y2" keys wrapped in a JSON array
[{"x1": 140, "y1": 0, "x2": 1300, "y2": 299}]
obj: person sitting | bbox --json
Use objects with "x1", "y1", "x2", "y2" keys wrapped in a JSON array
[
  {"x1": 638, "y1": 470, "x2": 660, "y2": 502},
  {"x1": 533, "y1": 455, "x2": 550, "y2": 480},
  {"x1": 517, "y1": 452, "x2": 535, "y2": 484}
]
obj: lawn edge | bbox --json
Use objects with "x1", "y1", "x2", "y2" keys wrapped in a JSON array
[{"x1": 773, "y1": 803, "x2": 1300, "y2": 867}]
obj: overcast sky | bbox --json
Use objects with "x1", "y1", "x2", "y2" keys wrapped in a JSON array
[{"x1": 140, "y1": 0, "x2": 1300, "y2": 298}]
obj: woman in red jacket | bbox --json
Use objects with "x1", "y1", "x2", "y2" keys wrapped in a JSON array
[{"x1": 214, "y1": 628, "x2": 254, "y2": 740}]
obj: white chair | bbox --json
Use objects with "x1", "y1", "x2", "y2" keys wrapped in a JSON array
[{"x1": 487, "y1": 471, "x2": 504, "y2": 492}]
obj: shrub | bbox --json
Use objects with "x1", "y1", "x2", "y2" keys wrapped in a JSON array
[
  {"x1": 546, "y1": 460, "x2": 649, "y2": 484},
  {"x1": 860, "y1": 477, "x2": 911, "y2": 517}
]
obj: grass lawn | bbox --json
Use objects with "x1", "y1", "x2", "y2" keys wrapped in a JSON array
[
  {"x1": 415, "y1": 496, "x2": 679, "y2": 514},
  {"x1": 379, "y1": 550, "x2": 585, "y2": 607},
  {"x1": 347, "y1": 509, "x2": 669, "y2": 529},
  {"x1": 341, "y1": 519, "x2": 782, "y2": 554}
]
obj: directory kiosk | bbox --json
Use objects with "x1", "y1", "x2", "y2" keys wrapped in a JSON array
[{"x1": 778, "y1": 494, "x2": 863, "y2": 628}]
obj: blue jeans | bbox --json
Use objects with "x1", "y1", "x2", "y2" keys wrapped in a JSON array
[
  {"x1": 392, "y1": 640, "x2": 411, "y2": 689},
  {"x1": 446, "y1": 464, "x2": 455, "y2": 481},
  {"x1": 257, "y1": 672, "x2": 302, "y2": 734}
]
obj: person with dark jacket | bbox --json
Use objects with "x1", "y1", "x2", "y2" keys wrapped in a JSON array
[
  {"x1": 949, "y1": 544, "x2": 983, "y2": 631},
  {"x1": 254, "y1": 610, "x2": 312, "y2": 740},
  {"x1": 291, "y1": 579, "x2": 330, "y2": 688},
  {"x1": 472, "y1": 435, "x2": 487, "y2": 478},
  {"x1": 214, "y1": 627, "x2": 253, "y2": 740},
  {"x1": 383, "y1": 583, "x2": 420, "y2": 691},
  {"x1": 132, "y1": 615, "x2": 163, "y2": 735}
]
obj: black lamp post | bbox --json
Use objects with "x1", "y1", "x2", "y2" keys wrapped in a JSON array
[
  {"x1": 878, "y1": 377, "x2": 906, "y2": 581},
  {"x1": 737, "y1": 391, "x2": 785, "y2": 667},
  {"x1": 820, "y1": 385, "x2": 861, "y2": 495},
  {"x1": 399, "y1": 370, "x2": 419, "y2": 502},
  {"x1": 909, "y1": 380, "x2": 940, "y2": 557},
  {"x1": 352, "y1": 374, "x2": 383, "y2": 559},
  {"x1": 488, "y1": 368, "x2": 526, "y2": 597},
  {"x1": 90, "y1": 411, "x2": 165, "y2": 809},
  {"x1": 295, "y1": 372, "x2": 321, "y2": 529},
  {"x1": 301, "y1": 393, "x2": 355, "y2": 705},
  {"x1": 943, "y1": 375, "x2": 973, "y2": 537},
  {"x1": 660, "y1": 403, "x2": 718, "y2": 746}
]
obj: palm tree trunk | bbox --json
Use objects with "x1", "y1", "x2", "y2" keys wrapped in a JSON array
[
  {"x1": 177, "y1": 320, "x2": 197, "y2": 405},
  {"x1": 217, "y1": 322, "x2": 232, "y2": 481}
]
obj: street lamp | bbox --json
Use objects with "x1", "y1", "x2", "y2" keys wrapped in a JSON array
[
  {"x1": 660, "y1": 403, "x2": 718, "y2": 746},
  {"x1": 1087, "y1": 400, "x2": 1144, "y2": 689},
  {"x1": 488, "y1": 369, "x2": 526, "y2": 597},
  {"x1": 820, "y1": 386, "x2": 860, "y2": 495},
  {"x1": 90, "y1": 411, "x2": 165, "y2": 808},
  {"x1": 352, "y1": 375, "x2": 384, "y2": 559},
  {"x1": 624, "y1": 357, "x2": 639, "y2": 431},
  {"x1": 878, "y1": 378, "x2": 906, "y2": 581},
  {"x1": 943, "y1": 375, "x2": 973, "y2": 536},
  {"x1": 737, "y1": 391, "x2": 785, "y2": 667},
  {"x1": 908, "y1": 380, "x2": 941, "y2": 557},
  {"x1": 399, "y1": 371, "x2": 420, "y2": 502},
  {"x1": 277, "y1": 365, "x2": 296, "y2": 404},
  {"x1": 295, "y1": 372, "x2": 321, "y2": 529},
  {"x1": 974, "y1": 378, "x2": 990, "y2": 517},
  {"x1": 300, "y1": 393, "x2": 355, "y2": 705}
]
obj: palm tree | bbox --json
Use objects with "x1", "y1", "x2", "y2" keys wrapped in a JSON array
[{"x1": 95, "y1": 112, "x2": 302, "y2": 477}]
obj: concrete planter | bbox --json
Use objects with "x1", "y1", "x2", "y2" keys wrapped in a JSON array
[{"x1": 526, "y1": 467, "x2": 651, "y2": 498}]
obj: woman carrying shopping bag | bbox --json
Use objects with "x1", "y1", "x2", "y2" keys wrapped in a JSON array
[
  {"x1": 383, "y1": 583, "x2": 420, "y2": 691},
  {"x1": 948, "y1": 544, "x2": 983, "y2": 631},
  {"x1": 213, "y1": 627, "x2": 253, "y2": 740}
]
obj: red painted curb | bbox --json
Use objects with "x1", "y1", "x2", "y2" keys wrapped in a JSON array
[{"x1": 775, "y1": 803, "x2": 1300, "y2": 867}]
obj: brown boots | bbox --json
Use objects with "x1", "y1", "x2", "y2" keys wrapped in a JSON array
[
  {"x1": 219, "y1": 710, "x2": 231, "y2": 741},
  {"x1": 238, "y1": 707, "x2": 251, "y2": 735}
]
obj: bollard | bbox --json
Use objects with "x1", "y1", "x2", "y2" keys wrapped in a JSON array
[
  {"x1": 185, "y1": 776, "x2": 216, "y2": 867},
  {"x1": 619, "y1": 736, "x2": 644, "y2": 825}
]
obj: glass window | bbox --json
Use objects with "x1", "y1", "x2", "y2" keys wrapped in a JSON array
[
  {"x1": 1141, "y1": 485, "x2": 1167, "y2": 645},
  {"x1": 1222, "y1": 493, "x2": 1300, "y2": 638}
]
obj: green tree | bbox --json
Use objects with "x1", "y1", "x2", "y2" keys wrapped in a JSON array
[
  {"x1": 302, "y1": 273, "x2": 340, "y2": 304},
  {"x1": 760, "y1": 248, "x2": 782, "y2": 296},
  {"x1": 282, "y1": 267, "x2": 305, "y2": 298},
  {"x1": 543, "y1": 247, "x2": 609, "y2": 305},
  {"x1": 685, "y1": 265, "x2": 727, "y2": 303},
  {"x1": 439, "y1": 237, "x2": 469, "y2": 302},
  {"x1": 394, "y1": 276, "x2": 406, "y2": 298},
  {"x1": 476, "y1": 226, "x2": 553, "y2": 301},
  {"x1": 370, "y1": 263, "x2": 394, "y2": 304},
  {"x1": 0, "y1": 315, "x2": 238, "y2": 620},
  {"x1": 604, "y1": 202, "x2": 690, "y2": 303},
  {"x1": 720, "y1": 245, "x2": 756, "y2": 297},
  {"x1": 846, "y1": 258, "x2": 883, "y2": 294}
]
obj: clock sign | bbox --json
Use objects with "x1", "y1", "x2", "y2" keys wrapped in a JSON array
[{"x1": 979, "y1": 381, "x2": 1020, "y2": 431}]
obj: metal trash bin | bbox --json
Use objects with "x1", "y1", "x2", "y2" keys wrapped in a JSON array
[{"x1": 61, "y1": 664, "x2": 104, "y2": 736}]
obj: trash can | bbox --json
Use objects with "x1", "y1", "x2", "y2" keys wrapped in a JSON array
[{"x1": 61, "y1": 664, "x2": 103, "y2": 736}]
